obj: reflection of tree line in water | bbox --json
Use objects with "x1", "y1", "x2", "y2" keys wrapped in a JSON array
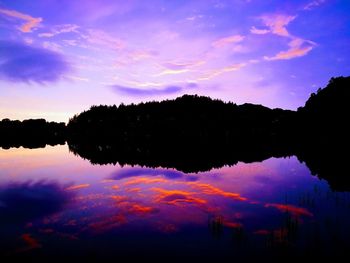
[{"x1": 1, "y1": 77, "x2": 349, "y2": 190}]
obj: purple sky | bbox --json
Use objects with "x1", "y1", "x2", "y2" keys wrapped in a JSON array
[{"x1": 0, "y1": 0, "x2": 349, "y2": 122}]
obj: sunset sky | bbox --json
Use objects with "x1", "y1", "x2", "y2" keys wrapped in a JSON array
[{"x1": 1, "y1": 0, "x2": 349, "y2": 122}]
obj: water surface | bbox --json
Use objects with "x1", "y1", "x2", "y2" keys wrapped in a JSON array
[{"x1": 1, "y1": 145, "x2": 349, "y2": 261}]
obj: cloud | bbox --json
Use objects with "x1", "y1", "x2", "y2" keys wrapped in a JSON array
[
  {"x1": 197, "y1": 63, "x2": 246, "y2": 81},
  {"x1": 83, "y1": 29, "x2": 124, "y2": 50},
  {"x1": 250, "y1": 26, "x2": 270, "y2": 35},
  {"x1": 38, "y1": 24, "x2": 79, "y2": 38},
  {"x1": 20, "y1": 233, "x2": 42, "y2": 251},
  {"x1": 265, "y1": 203, "x2": 313, "y2": 217},
  {"x1": 303, "y1": 0, "x2": 326, "y2": 10},
  {"x1": 88, "y1": 214, "x2": 127, "y2": 233},
  {"x1": 188, "y1": 183, "x2": 247, "y2": 201},
  {"x1": 0, "y1": 181, "x2": 72, "y2": 225},
  {"x1": 111, "y1": 85, "x2": 182, "y2": 96},
  {"x1": 127, "y1": 204, "x2": 158, "y2": 215},
  {"x1": 110, "y1": 167, "x2": 197, "y2": 181},
  {"x1": 253, "y1": 14, "x2": 316, "y2": 61},
  {"x1": 212, "y1": 35, "x2": 245, "y2": 48},
  {"x1": 155, "y1": 69, "x2": 189, "y2": 76},
  {"x1": 123, "y1": 177, "x2": 168, "y2": 186},
  {"x1": 264, "y1": 38, "x2": 315, "y2": 60},
  {"x1": 0, "y1": 40, "x2": 70, "y2": 83},
  {"x1": 66, "y1": 183, "x2": 90, "y2": 191},
  {"x1": 259, "y1": 14, "x2": 296, "y2": 37},
  {"x1": 161, "y1": 60, "x2": 205, "y2": 70},
  {"x1": 152, "y1": 188, "x2": 207, "y2": 206},
  {"x1": 0, "y1": 8, "x2": 42, "y2": 32},
  {"x1": 128, "y1": 50, "x2": 157, "y2": 61}
]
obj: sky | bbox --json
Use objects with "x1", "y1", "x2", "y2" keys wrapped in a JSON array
[{"x1": 0, "y1": 0, "x2": 349, "y2": 122}]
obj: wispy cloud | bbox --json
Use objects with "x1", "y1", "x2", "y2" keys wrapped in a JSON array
[
  {"x1": 0, "y1": 8, "x2": 42, "y2": 32},
  {"x1": 83, "y1": 29, "x2": 125, "y2": 50},
  {"x1": 197, "y1": 63, "x2": 246, "y2": 81},
  {"x1": 265, "y1": 203, "x2": 313, "y2": 217},
  {"x1": 212, "y1": 35, "x2": 245, "y2": 48},
  {"x1": 111, "y1": 85, "x2": 182, "y2": 96},
  {"x1": 264, "y1": 38, "x2": 315, "y2": 60},
  {"x1": 250, "y1": 26, "x2": 269, "y2": 35},
  {"x1": 161, "y1": 60, "x2": 205, "y2": 70},
  {"x1": 38, "y1": 24, "x2": 79, "y2": 38},
  {"x1": 155, "y1": 69, "x2": 190, "y2": 76},
  {"x1": 66, "y1": 184, "x2": 90, "y2": 191},
  {"x1": 0, "y1": 40, "x2": 70, "y2": 83},
  {"x1": 303, "y1": 0, "x2": 326, "y2": 10}
]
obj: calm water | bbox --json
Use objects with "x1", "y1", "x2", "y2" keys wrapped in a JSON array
[{"x1": 1, "y1": 145, "x2": 350, "y2": 262}]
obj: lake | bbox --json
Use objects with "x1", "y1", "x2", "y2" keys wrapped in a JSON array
[{"x1": 1, "y1": 144, "x2": 350, "y2": 262}]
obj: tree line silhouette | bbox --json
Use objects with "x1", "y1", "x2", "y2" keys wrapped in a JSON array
[
  {"x1": 0, "y1": 119, "x2": 66, "y2": 149},
  {"x1": 1, "y1": 76, "x2": 349, "y2": 190}
]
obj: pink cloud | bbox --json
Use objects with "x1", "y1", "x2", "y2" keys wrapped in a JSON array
[
  {"x1": 250, "y1": 26, "x2": 270, "y2": 35},
  {"x1": 83, "y1": 29, "x2": 125, "y2": 50},
  {"x1": 66, "y1": 183, "x2": 90, "y2": 191},
  {"x1": 265, "y1": 38, "x2": 315, "y2": 60},
  {"x1": 0, "y1": 8, "x2": 42, "y2": 32},
  {"x1": 212, "y1": 35, "x2": 245, "y2": 48},
  {"x1": 197, "y1": 63, "x2": 246, "y2": 81},
  {"x1": 260, "y1": 14, "x2": 296, "y2": 37}
]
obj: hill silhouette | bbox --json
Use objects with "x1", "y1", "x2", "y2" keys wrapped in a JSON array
[{"x1": 0, "y1": 76, "x2": 349, "y2": 190}]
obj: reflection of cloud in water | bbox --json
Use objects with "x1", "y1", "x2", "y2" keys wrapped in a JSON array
[
  {"x1": 0, "y1": 181, "x2": 73, "y2": 225},
  {"x1": 265, "y1": 203, "x2": 313, "y2": 217},
  {"x1": 152, "y1": 188, "x2": 207, "y2": 206},
  {"x1": 110, "y1": 167, "x2": 198, "y2": 181}
]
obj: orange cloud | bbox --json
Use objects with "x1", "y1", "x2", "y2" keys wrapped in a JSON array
[
  {"x1": 111, "y1": 185, "x2": 120, "y2": 190},
  {"x1": 0, "y1": 8, "x2": 42, "y2": 32},
  {"x1": 66, "y1": 183, "x2": 90, "y2": 191},
  {"x1": 265, "y1": 203, "x2": 313, "y2": 217},
  {"x1": 127, "y1": 204, "x2": 157, "y2": 215},
  {"x1": 212, "y1": 35, "x2": 245, "y2": 48},
  {"x1": 189, "y1": 183, "x2": 247, "y2": 201},
  {"x1": 152, "y1": 188, "x2": 207, "y2": 206},
  {"x1": 123, "y1": 177, "x2": 168, "y2": 186},
  {"x1": 111, "y1": 195, "x2": 128, "y2": 203}
]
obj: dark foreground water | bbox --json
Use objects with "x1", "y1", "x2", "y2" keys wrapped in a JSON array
[{"x1": 1, "y1": 145, "x2": 350, "y2": 262}]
